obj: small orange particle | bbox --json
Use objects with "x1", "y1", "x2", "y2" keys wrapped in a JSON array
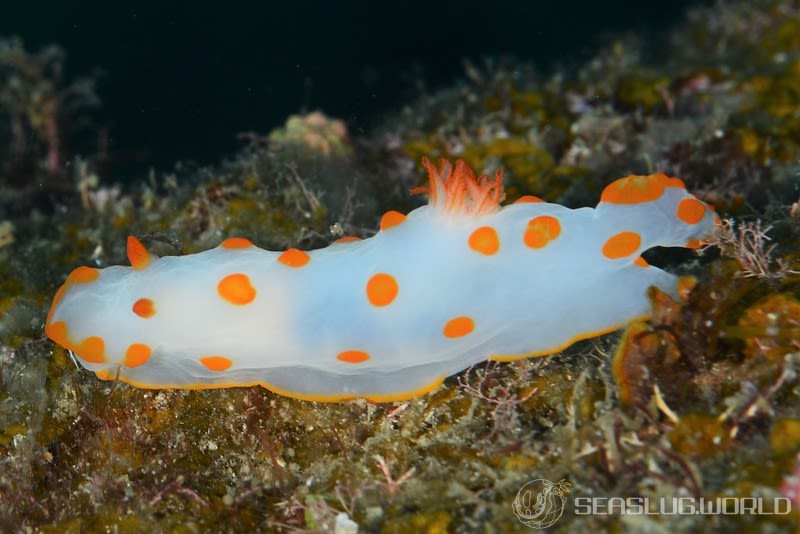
[
  {"x1": 366, "y1": 273, "x2": 398, "y2": 307},
  {"x1": 95, "y1": 369, "x2": 113, "y2": 381},
  {"x1": 380, "y1": 210, "x2": 406, "y2": 230},
  {"x1": 524, "y1": 215, "x2": 561, "y2": 249},
  {"x1": 676, "y1": 198, "x2": 706, "y2": 225},
  {"x1": 78, "y1": 335, "x2": 106, "y2": 364},
  {"x1": 220, "y1": 237, "x2": 253, "y2": 249},
  {"x1": 278, "y1": 248, "x2": 310, "y2": 267},
  {"x1": 68, "y1": 266, "x2": 100, "y2": 284},
  {"x1": 132, "y1": 298, "x2": 156, "y2": 318},
  {"x1": 218, "y1": 273, "x2": 256, "y2": 305},
  {"x1": 333, "y1": 235, "x2": 361, "y2": 244},
  {"x1": 602, "y1": 231, "x2": 641, "y2": 259},
  {"x1": 676, "y1": 276, "x2": 697, "y2": 302},
  {"x1": 468, "y1": 226, "x2": 500, "y2": 255},
  {"x1": 443, "y1": 316, "x2": 474, "y2": 338},
  {"x1": 664, "y1": 176, "x2": 686, "y2": 189},
  {"x1": 515, "y1": 195, "x2": 544, "y2": 203},
  {"x1": 127, "y1": 235, "x2": 152, "y2": 270},
  {"x1": 124, "y1": 343, "x2": 152, "y2": 367},
  {"x1": 336, "y1": 350, "x2": 371, "y2": 364},
  {"x1": 634, "y1": 256, "x2": 649, "y2": 268},
  {"x1": 200, "y1": 355, "x2": 232, "y2": 371}
]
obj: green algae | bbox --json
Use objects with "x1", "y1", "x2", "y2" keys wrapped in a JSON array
[
  {"x1": 667, "y1": 413, "x2": 732, "y2": 458},
  {"x1": 771, "y1": 418, "x2": 800, "y2": 457}
]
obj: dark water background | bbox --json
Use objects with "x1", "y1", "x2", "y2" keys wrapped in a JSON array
[{"x1": 2, "y1": 0, "x2": 705, "y2": 171}]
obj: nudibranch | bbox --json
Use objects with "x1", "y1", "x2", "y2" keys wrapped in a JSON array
[{"x1": 45, "y1": 158, "x2": 717, "y2": 402}]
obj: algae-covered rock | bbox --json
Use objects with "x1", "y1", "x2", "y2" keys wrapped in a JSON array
[{"x1": 2, "y1": 1, "x2": 800, "y2": 531}]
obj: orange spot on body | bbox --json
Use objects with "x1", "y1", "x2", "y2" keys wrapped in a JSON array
[
  {"x1": 221, "y1": 237, "x2": 253, "y2": 249},
  {"x1": 127, "y1": 235, "x2": 152, "y2": 270},
  {"x1": 218, "y1": 273, "x2": 256, "y2": 305},
  {"x1": 78, "y1": 336, "x2": 106, "y2": 364},
  {"x1": 45, "y1": 320, "x2": 68, "y2": 346},
  {"x1": 68, "y1": 266, "x2": 100, "y2": 283},
  {"x1": 333, "y1": 235, "x2": 361, "y2": 244},
  {"x1": 380, "y1": 210, "x2": 406, "y2": 230},
  {"x1": 676, "y1": 198, "x2": 706, "y2": 224},
  {"x1": 125, "y1": 343, "x2": 152, "y2": 367},
  {"x1": 601, "y1": 173, "x2": 683, "y2": 204},
  {"x1": 200, "y1": 355, "x2": 232, "y2": 371},
  {"x1": 278, "y1": 248, "x2": 310, "y2": 267},
  {"x1": 443, "y1": 316, "x2": 474, "y2": 338},
  {"x1": 366, "y1": 273, "x2": 398, "y2": 307},
  {"x1": 515, "y1": 195, "x2": 544, "y2": 203},
  {"x1": 685, "y1": 239, "x2": 704, "y2": 249},
  {"x1": 336, "y1": 350, "x2": 371, "y2": 364},
  {"x1": 634, "y1": 256, "x2": 649, "y2": 268},
  {"x1": 45, "y1": 320, "x2": 106, "y2": 364},
  {"x1": 468, "y1": 226, "x2": 500, "y2": 255},
  {"x1": 602, "y1": 231, "x2": 642, "y2": 259},
  {"x1": 132, "y1": 298, "x2": 156, "y2": 318},
  {"x1": 524, "y1": 215, "x2": 561, "y2": 249}
]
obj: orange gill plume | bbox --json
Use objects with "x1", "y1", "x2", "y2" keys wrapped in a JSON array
[{"x1": 413, "y1": 157, "x2": 506, "y2": 216}]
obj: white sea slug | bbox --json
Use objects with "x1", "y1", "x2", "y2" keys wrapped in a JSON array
[{"x1": 45, "y1": 158, "x2": 718, "y2": 401}]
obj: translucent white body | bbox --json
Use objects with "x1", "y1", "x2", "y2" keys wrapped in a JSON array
[{"x1": 46, "y1": 165, "x2": 717, "y2": 401}]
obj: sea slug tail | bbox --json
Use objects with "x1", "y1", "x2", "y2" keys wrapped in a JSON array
[{"x1": 597, "y1": 173, "x2": 719, "y2": 252}]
